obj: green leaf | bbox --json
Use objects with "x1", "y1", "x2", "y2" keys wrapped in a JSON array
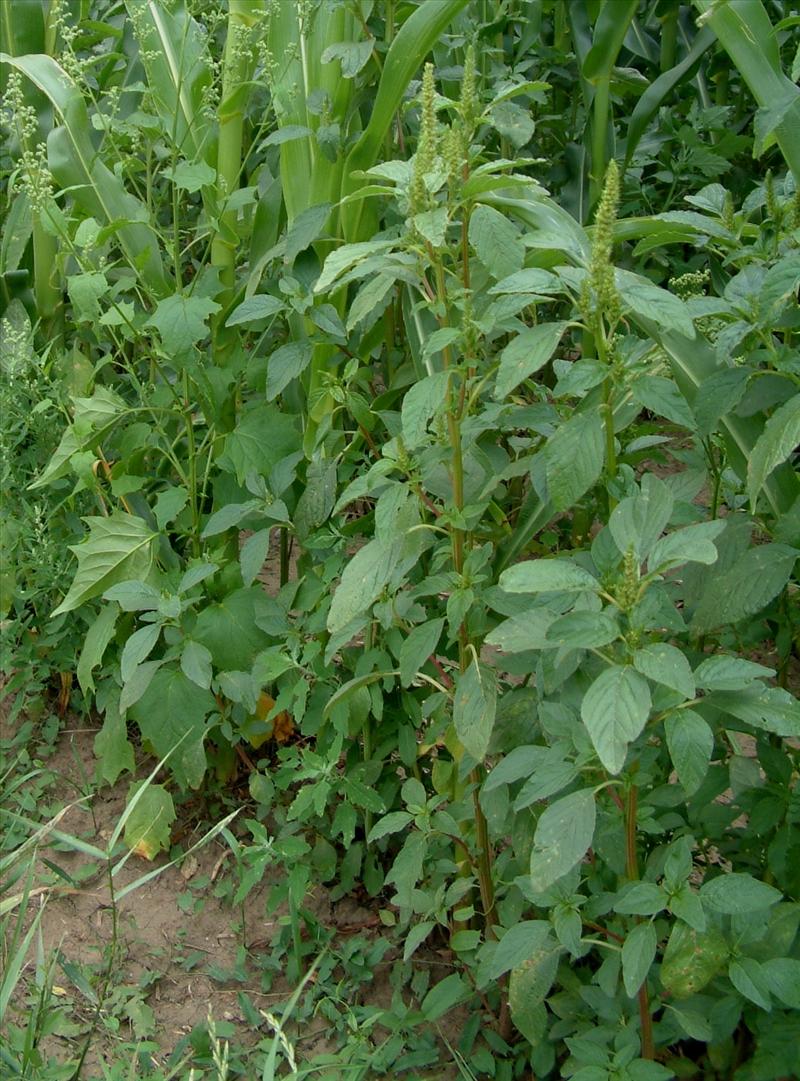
[
  {"x1": 94, "y1": 701, "x2": 134, "y2": 786},
  {"x1": 402, "y1": 921, "x2": 436, "y2": 962},
  {"x1": 760, "y1": 958, "x2": 800, "y2": 1009},
  {"x1": 648, "y1": 520, "x2": 725, "y2": 573},
  {"x1": 619, "y1": 271, "x2": 695, "y2": 339},
  {"x1": 385, "y1": 830, "x2": 427, "y2": 908},
  {"x1": 485, "y1": 610, "x2": 558, "y2": 653},
  {"x1": 421, "y1": 973, "x2": 469, "y2": 1022},
  {"x1": 634, "y1": 643, "x2": 695, "y2": 700},
  {"x1": 67, "y1": 271, "x2": 108, "y2": 323},
  {"x1": 632, "y1": 374, "x2": 696, "y2": 429},
  {"x1": 285, "y1": 203, "x2": 332, "y2": 263},
  {"x1": 120, "y1": 623, "x2": 161, "y2": 685},
  {"x1": 240, "y1": 529, "x2": 270, "y2": 588},
  {"x1": 664, "y1": 710, "x2": 714, "y2": 796},
  {"x1": 544, "y1": 410, "x2": 604, "y2": 511},
  {"x1": 201, "y1": 500, "x2": 260, "y2": 538},
  {"x1": 399, "y1": 618, "x2": 444, "y2": 688},
  {"x1": 129, "y1": 667, "x2": 215, "y2": 790},
  {"x1": 515, "y1": 754, "x2": 579, "y2": 809},
  {"x1": 1, "y1": 191, "x2": 32, "y2": 274},
  {"x1": 614, "y1": 882, "x2": 668, "y2": 916},
  {"x1": 469, "y1": 205, "x2": 524, "y2": 281},
  {"x1": 609, "y1": 475, "x2": 673, "y2": 561},
  {"x1": 693, "y1": 367, "x2": 750, "y2": 438},
  {"x1": 367, "y1": 811, "x2": 413, "y2": 844},
  {"x1": 748, "y1": 397, "x2": 800, "y2": 510},
  {"x1": 225, "y1": 295, "x2": 285, "y2": 327},
  {"x1": 622, "y1": 922, "x2": 657, "y2": 998},
  {"x1": 508, "y1": 940, "x2": 561, "y2": 1039},
  {"x1": 119, "y1": 659, "x2": 162, "y2": 714},
  {"x1": 453, "y1": 660, "x2": 497, "y2": 763},
  {"x1": 180, "y1": 640, "x2": 213, "y2": 690},
  {"x1": 661, "y1": 922, "x2": 727, "y2": 998},
  {"x1": 499, "y1": 559, "x2": 599, "y2": 594},
  {"x1": 701, "y1": 873, "x2": 782, "y2": 915},
  {"x1": 266, "y1": 341, "x2": 313, "y2": 401},
  {"x1": 321, "y1": 38, "x2": 374, "y2": 78},
  {"x1": 581, "y1": 666, "x2": 651, "y2": 774},
  {"x1": 530, "y1": 788, "x2": 596, "y2": 893},
  {"x1": 123, "y1": 781, "x2": 175, "y2": 860},
  {"x1": 53, "y1": 513, "x2": 158, "y2": 617},
  {"x1": 694, "y1": 654, "x2": 775, "y2": 691},
  {"x1": 153, "y1": 486, "x2": 189, "y2": 530},
  {"x1": 346, "y1": 273, "x2": 397, "y2": 332},
  {"x1": 489, "y1": 268, "x2": 561, "y2": 295},
  {"x1": 147, "y1": 294, "x2": 220, "y2": 357},
  {"x1": 666, "y1": 1004, "x2": 712, "y2": 1043},
  {"x1": 327, "y1": 538, "x2": 397, "y2": 635},
  {"x1": 401, "y1": 371, "x2": 450, "y2": 449},
  {"x1": 706, "y1": 685, "x2": 800, "y2": 738},
  {"x1": 489, "y1": 100, "x2": 535, "y2": 148},
  {"x1": 729, "y1": 958, "x2": 772, "y2": 1010},
  {"x1": 315, "y1": 240, "x2": 396, "y2": 294},
  {"x1": 691, "y1": 543, "x2": 798, "y2": 633},
  {"x1": 77, "y1": 604, "x2": 118, "y2": 696},
  {"x1": 194, "y1": 587, "x2": 271, "y2": 671},
  {"x1": 222, "y1": 405, "x2": 300, "y2": 484},
  {"x1": 104, "y1": 581, "x2": 161, "y2": 611},
  {"x1": 545, "y1": 610, "x2": 619, "y2": 649},
  {"x1": 413, "y1": 207, "x2": 449, "y2": 248},
  {"x1": 494, "y1": 322, "x2": 567, "y2": 399},
  {"x1": 163, "y1": 160, "x2": 216, "y2": 192}
]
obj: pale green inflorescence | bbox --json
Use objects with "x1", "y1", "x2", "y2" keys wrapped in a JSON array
[
  {"x1": 410, "y1": 62, "x2": 438, "y2": 215},
  {"x1": 581, "y1": 158, "x2": 621, "y2": 334}
]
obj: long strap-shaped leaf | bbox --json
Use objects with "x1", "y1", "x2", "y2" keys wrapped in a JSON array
[
  {"x1": 341, "y1": 0, "x2": 469, "y2": 242},
  {"x1": 694, "y1": 0, "x2": 800, "y2": 183},
  {"x1": 623, "y1": 24, "x2": 716, "y2": 170},
  {"x1": 124, "y1": 0, "x2": 213, "y2": 164},
  {"x1": 0, "y1": 52, "x2": 169, "y2": 295}
]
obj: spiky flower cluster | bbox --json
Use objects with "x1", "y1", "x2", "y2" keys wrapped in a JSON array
[
  {"x1": 765, "y1": 171, "x2": 778, "y2": 223},
  {"x1": 1, "y1": 74, "x2": 53, "y2": 216},
  {"x1": 721, "y1": 190, "x2": 736, "y2": 233},
  {"x1": 459, "y1": 45, "x2": 477, "y2": 134},
  {"x1": 669, "y1": 269, "x2": 710, "y2": 301},
  {"x1": 581, "y1": 159, "x2": 621, "y2": 333},
  {"x1": 48, "y1": 0, "x2": 88, "y2": 81},
  {"x1": 410, "y1": 63, "x2": 438, "y2": 215}
]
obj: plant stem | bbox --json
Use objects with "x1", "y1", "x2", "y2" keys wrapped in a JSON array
[
  {"x1": 660, "y1": 7, "x2": 678, "y2": 73},
  {"x1": 625, "y1": 781, "x2": 655, "y2": 1061}
]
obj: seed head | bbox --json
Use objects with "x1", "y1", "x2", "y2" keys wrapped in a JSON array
[
  {"x1": 582, "y1": 159, "x2": 621, "y2": 331},
  {"x1": 459, "y1": 45, "x2": 477, "y2": 132},
  {"x1": 410, "y1": 63, "x2": 439, "y2": 214}
]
